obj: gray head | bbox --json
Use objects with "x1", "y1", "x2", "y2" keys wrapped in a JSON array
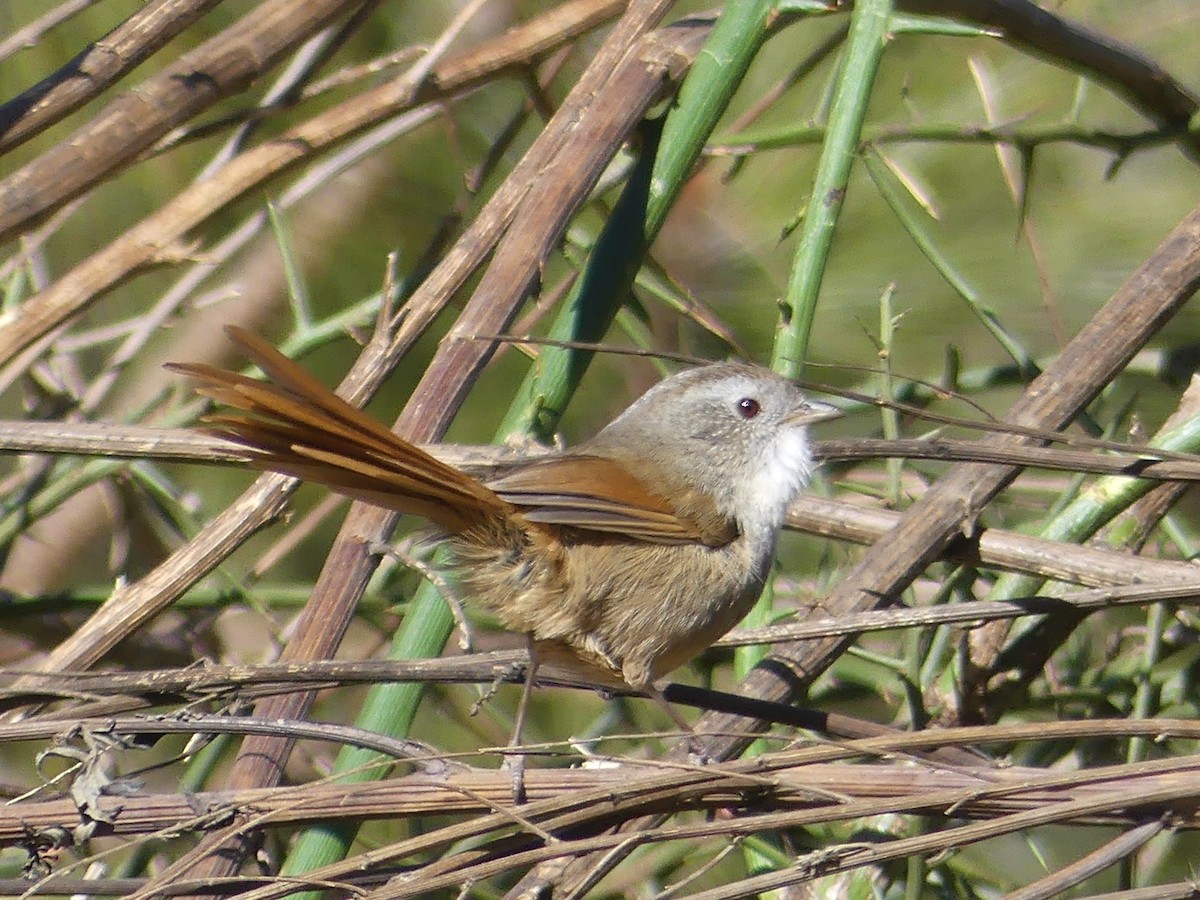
[{"x1": 585, "y1": 362, "x2": 840, "y2": 538}]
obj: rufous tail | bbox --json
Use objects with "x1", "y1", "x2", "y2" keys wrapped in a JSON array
[{"x1": 168, "y1": 327, "x2": 509, "y2": 535}]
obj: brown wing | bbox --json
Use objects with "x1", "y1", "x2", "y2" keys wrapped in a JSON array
[
  {"x1": 488, "y1": 455, "x2": 737, "y2": 547},
  {"x1": 168, "y1": 326, "x2": 508, "y2": 535}
]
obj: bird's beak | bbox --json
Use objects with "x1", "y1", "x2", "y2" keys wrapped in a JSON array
[{"x1": 787, "y1": 398, "x2": 843, "y2": 426}]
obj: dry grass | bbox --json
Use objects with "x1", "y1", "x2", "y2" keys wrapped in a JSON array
[{"x1": 3, "y1": 1, "x2": 1200, "y2": 896}]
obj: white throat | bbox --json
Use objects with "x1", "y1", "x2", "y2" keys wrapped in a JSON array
[{"x1": 735, "y1": 427, "x2": 815, "y2": 541}]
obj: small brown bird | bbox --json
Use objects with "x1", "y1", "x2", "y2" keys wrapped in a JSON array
[{"x1": 171, "y1": 328, "x2": 839, "y2": 726}]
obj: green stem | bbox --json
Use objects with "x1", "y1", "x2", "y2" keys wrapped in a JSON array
[{"x1": 772, "y1": 0, "x2": 893, "y2": 378}]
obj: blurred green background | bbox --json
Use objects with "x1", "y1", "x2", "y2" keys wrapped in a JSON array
[{"x1": 3, "y1": 1, "x2": 1200, "y2": 895}]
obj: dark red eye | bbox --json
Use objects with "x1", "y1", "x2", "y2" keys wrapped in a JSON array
[{"x1": 737, "y1": 397, "x2": 760, "y2": 419}]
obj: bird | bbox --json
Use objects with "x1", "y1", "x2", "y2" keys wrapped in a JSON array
[{"x1": 170, "y1": 327, "x2": 840, "y2": 734}]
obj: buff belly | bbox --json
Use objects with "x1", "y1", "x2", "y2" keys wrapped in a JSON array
[{"x1": 452, "y1": 522, "x2": 771, "y2": 688}]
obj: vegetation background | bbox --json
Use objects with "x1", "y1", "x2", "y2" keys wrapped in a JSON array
[{"x1": 2, "y1": 0, "x2": 1200, "y2": 896}]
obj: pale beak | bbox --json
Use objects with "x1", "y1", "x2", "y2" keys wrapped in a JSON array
[{"x1": 786, "y1": 398, "x2": 842, "y2": 426}]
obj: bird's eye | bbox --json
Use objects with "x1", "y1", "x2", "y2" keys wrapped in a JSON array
[{"x1": 737, "y1": 397, "x2": 760, "y2": 419}]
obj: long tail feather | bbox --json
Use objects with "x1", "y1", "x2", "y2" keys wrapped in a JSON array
[{"x1": 169, "y1": 327, "x2": 509, "y2": 535}]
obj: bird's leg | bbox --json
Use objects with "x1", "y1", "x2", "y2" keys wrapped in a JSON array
[
  {"x1": 640, "y1": 681, "x2": 693, "y2": 735},
  {"x1": 637, "y1": 681, "x2": 714, "y2": 763},
  {"x1": 613, "y1": 654, "x2": 704, "y2": 755},
  {"x1": 504, "y1": 635, "x2": 540, "y2": 804},
  {"x1": 619, "y1": 656, "x2": 694, "y2": 738}
]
